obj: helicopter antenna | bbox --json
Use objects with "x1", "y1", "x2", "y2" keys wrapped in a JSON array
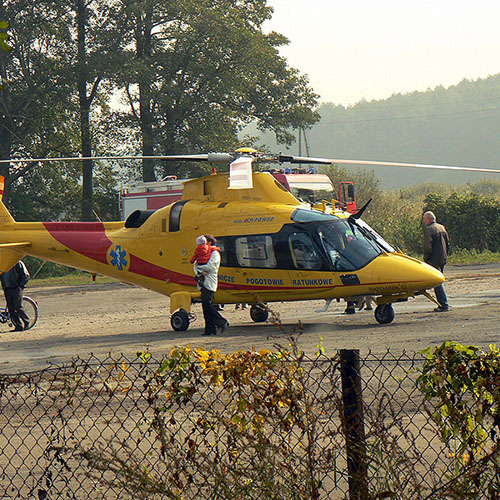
[{"x1": 349, "y1": 198, "x2": 372, "y2": 221}]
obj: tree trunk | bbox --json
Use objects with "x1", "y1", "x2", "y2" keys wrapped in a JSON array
[
  {"x1": 80, "y1": 107, "x2": 93, "y2": 221},
  {"x1": 76, "y1": 0, "x2": 93, "y2": 221},
  {"x1": 0, "y1": 43, "x2": 12, "y2": 207},
  {"x1": 162, "y1": 121, "x2": 179, "y2": 177},
  {"x1": 139, "y1": 85, "x2": 155, "y2": 182},
  {"x1": 135, "y1": 6, "x2": 156, "y2": 182}
]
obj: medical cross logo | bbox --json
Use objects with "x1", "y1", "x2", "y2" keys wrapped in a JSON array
[{"x1": 109, "y1": 244, "x2": 129, "y2": 271}]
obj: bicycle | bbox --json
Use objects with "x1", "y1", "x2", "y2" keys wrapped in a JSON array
[{"x1": 0, "y1": 296, "x2": 39, "y2": 330}]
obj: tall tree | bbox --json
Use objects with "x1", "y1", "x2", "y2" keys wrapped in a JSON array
[
  {"x1": 0, "y1": 0, "x2": 75, "y2": 205},
  {"x1": 75, "y1": 0, "x2": 96, "y2": 221},
  {"x1": 120, "y1": 0, "x2": 165, "y2": 181},
  {"x1": 68, "y1": 0, "x2": 124, "y2": 220},
  {"x1": 0, "y1": 1, "x2": 122, "y2": 221},
  {"x1": 117, "y1": 0, "x2": 319, "y2": 181}
]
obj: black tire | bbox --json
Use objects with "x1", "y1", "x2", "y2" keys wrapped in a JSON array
[
  {"x1": 22, "y1": 296, "x2": 39, "y2": 330},
  {"x1": 171, "y1": 309, "x2": 190, "y2": 331},
  {"x1": 250, "y1": 304, "x2": 269, "y2": 323},
  {"x1": 374, "y1": 304, "x2": 395, "y2": 324}
]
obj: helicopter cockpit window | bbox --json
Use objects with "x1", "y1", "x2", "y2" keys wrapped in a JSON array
[
  {"x1": 317, "y1": 219, "x2": 381, "y2": 271},
  {"x1": 289, "y1": 233, "x2": 322, "y2": 270},
  {"x1": 354, "y1": 219, "x2": 396, "y2": 253},
  {"x1": 235, "y1": 235, "x2": 277, "y2": 268}
]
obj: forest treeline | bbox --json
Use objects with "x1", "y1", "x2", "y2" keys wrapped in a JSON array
[
  {"x1": 257, "y1": 74, "x2": 500, "y2": 188},
  {"x1": 313, "y1": 75, "x2": 500, "y2": 188}
]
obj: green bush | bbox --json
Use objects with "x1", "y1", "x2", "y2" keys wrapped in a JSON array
[
  {"x1": 424, "y1": 192, "x2": 500, "y2": 252},
  {"x1": 364, "y1": 184, "x2": 500, "y2": 256},
  {"x1": 417, "y1": 342, "x2": 500, "y2": 497},
  {"x1": 363, "y1": 191, "x2": 423, "y2": 255}
]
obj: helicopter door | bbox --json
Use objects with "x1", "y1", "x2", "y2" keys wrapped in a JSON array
[{"x1": 289, "y1": 233, "x2": 322, "y2": 270}]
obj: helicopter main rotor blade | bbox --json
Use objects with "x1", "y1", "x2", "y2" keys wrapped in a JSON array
[
  {"x1": 1, "y1": 152, "x2": 499, "y2": 175},
  {"x1": 278, "y1": 155, "x2": 500, "y2": 174},
  {"x1": 0, "y1": 153, "x2": 233, "y2": 164}
]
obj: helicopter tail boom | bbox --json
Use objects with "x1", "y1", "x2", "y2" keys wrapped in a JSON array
[
  {"x1": 0, "y1": 196, "x2": 31, "y2": 271},
  {"x1": 0, "y1": 177, "x2": 15, "y2": 225},
  {"x1": 0, "y1": 200, "x2": 15, "y2": 225}
]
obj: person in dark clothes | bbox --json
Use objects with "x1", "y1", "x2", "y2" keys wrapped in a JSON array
[
  {"x1": 423, "y1": 211, "x2": 450, "y2": 312},
  {"x1": 1, "y1": 260, "x2": 31, "y2": 331}
]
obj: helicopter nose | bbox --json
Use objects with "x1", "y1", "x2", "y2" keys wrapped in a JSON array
[
  {"x1": 367, "y1": 253, "x2": 444, "y2": 292},
  {"x1": 395, "y1": 254, "x2": 444, "y2": 290},
  {"x1": 413, "y1": 260, "x2": 444, "y2": 289}
]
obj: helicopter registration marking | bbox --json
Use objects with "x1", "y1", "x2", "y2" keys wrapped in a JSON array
[
  {"x1": 368, "y1": 284, "x2": 406, "y2": 293},
  {"x1": 233, "y1": 216, "x2": 274, "y2": 224}
]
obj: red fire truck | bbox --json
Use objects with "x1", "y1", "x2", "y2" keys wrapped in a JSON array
[
  {"x1": 120, "y1": 170, "x2": 356, "y2": 219},
  {"x1": 120, "y1": 176, "x2": 186, "y2": 218}
]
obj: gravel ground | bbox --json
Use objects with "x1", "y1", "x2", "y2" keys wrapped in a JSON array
[{"x1": 0, "y1": 263, "x2": 499, "y2": 373}]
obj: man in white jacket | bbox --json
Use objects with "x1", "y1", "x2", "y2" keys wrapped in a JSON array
[{"x1": 193, "y1": 234, "x2": 229, "y2": 336}]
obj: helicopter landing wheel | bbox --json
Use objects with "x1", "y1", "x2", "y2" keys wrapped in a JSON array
[
  {"x1": 250, "y1": 304, "x2": 269, "y2": 323},
  {"x1": 171, "y1": 309, "x2": 190, "y2": 331},
  {"x1": 374, "y1": 304, "x2": 395, "y2": 324}
]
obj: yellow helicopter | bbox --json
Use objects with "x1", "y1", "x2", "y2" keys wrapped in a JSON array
[{"x1": 0, "y1": 148, "x2": 498, "y2": 331}]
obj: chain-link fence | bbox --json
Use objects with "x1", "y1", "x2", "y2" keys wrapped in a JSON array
[{"x1": 0, "y1": 348, "x2": 497, "y2": 499}]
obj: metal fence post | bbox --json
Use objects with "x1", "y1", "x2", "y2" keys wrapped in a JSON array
[{"x1": 340, "y1": 349, "x2": 368, "y2": 500}]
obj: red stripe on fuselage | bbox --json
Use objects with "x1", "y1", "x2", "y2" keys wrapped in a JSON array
[
  {"x1": 43, "y1": 222, "x2": 111, "y2": 264},
  {"x1": 129, "y1": 254, "x2": 175, "y2": 282},
  {"x1": 43, "y1": 222, "x2": 189, "y2": 284}
]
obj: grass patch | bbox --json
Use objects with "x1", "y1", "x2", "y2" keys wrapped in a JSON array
[
  {"x1": 31, "y1": 273, "x2": 118, "y2": 288},
  {"x1": 448, "y1": 249, "x2": 500, "y2": 265}
]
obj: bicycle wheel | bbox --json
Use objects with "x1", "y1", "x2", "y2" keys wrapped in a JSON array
[{"x1": 22, "y1": 296, "x2": 39, "y2": 330}]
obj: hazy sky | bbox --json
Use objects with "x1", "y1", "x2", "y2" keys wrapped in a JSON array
[{"x1": 264, "y1": 0, "x2": 500, "y2": 106}]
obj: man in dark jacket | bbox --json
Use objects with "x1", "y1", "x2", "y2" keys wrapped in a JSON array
[
  {"x1": 423, "y1": 211, "x2": 450, "y2": 312},
  {"x1": 1, "y1": 260, "x2": 31, "y2": 331}
]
